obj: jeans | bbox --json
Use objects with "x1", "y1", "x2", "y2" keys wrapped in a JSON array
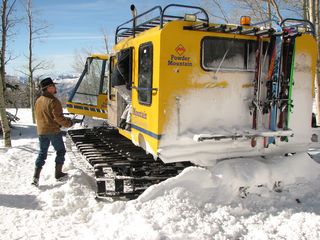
[{"x1": 35, "y1": 132, "x2": 66, "y2": 168}]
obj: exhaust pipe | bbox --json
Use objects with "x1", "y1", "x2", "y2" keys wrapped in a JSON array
[{"x1": 130, "y1": 4, "x2": 137, "y2": 38}]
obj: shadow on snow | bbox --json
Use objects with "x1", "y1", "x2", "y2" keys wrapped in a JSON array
[{"x1": 0, "y1": 193, "x2": 42, "y2": 210}]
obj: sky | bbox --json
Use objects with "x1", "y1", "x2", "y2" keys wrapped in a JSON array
[
  {"x1": 6, "y1": 0, "x2": 299, "y2": 77},
  {"x1": 7, "y1": 0, "x2": 196, "y2": 76}
]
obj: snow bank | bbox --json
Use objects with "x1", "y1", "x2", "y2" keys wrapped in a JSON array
[{"x1": 139, "y1": 153, "x2": 320, "y2": 204}]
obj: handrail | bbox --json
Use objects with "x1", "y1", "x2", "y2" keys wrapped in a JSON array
[
  {"x1": 114, "y1": 27, "x2": 131, "y2": 43},
  {"x1": 280, "y1": 18, "x2": 315, "y2": 36},
  {"x1": 115, "y1": 4, "x2": 210, "y2": 43},
  {"x1": 115, "y1": 6, "x2": 162, "y2": 44},
  {"x1": 160, "y1": 4, "x2": 209, "y2": 28}
]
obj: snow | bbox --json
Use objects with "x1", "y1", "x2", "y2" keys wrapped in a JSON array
[{"x1": 1, "y1": 108, "x2": 320, "y2": 239}]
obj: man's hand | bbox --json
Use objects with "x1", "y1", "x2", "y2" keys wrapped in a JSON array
[{"x1": 71, "y1": 118, "x2": 83, "y2": 125}]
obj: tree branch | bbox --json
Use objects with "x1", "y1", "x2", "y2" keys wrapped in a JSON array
[{"x1": 270, "y1": 0, "x2": 283, "y2": 22}]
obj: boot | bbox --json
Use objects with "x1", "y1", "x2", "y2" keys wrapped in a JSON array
[
  {"x1": 31, "y1": 167, "x2": 42, "y2": 186},
  {"x1": 55, "y1": 164, "x2": 68, "y2": 180}
]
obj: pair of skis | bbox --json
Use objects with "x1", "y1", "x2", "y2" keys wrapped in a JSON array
[
  {"x1": 250, "y1": 35, "x2": 263, "y2": 147},
  {"x1": 251, "y1": 28, "x2": 298, "y2": 147},
  {"x1": 278, "y1": 30, "x2": 299, "y2": 141},
  {"x1": 267, "y1": 31, "x2": 283, "y2": 145}
]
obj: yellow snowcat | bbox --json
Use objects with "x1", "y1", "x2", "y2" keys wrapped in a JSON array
[{"x1": 66, "y1": 4, "x2": 318, "y2": 199}]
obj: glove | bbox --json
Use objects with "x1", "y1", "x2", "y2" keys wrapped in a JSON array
[{"x1": 71, "y1": 118, "x2": 83, "y2": 125}]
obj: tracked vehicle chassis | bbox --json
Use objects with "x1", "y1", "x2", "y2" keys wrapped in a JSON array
[{"x1": 67, "y1": 127, "x2": 191, "y2": 200}]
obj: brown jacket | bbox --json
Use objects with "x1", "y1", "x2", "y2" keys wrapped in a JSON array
[{"x1": 35, "y1": 92, "x2": 72, "y2": 135}]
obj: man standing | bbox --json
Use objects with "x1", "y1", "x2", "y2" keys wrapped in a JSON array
[{"x1": 32, "y1": 77, "x2": 73, "y2": 186}]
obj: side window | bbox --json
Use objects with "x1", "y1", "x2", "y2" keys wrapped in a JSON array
[
  {"x1": 111, "y1": 48, "x2": 133, "y2": 90},
  {"x1": 72, "y1": 58, "x2": 106, "y2": 105},
  {"x1": 138, "y1": 42, "x2": 153, "y2": 105},
  {"x1": 202, "y1": 37, "x2": 257, "y2": 71}
]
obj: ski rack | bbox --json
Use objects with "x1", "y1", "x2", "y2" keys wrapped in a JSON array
[
  {"x1": 115, "y1": 4, "x2": 209, "y2": 44},
  {"x1": 194, "y1": 129, "x2": 293, "y2": 142}
]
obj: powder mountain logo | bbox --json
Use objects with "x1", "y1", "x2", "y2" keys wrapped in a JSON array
[
  {"x1": 168, "y1": 44, "x2": 192, "y2": 67},
  {"x1": 175, "y1": 44, "x2": 186, "y2": 56}
]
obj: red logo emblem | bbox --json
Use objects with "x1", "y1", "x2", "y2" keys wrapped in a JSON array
[{"x1": 175, "y1": 44, "x2": 186, "y2": 56}]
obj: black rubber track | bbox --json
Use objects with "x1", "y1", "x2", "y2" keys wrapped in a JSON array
[{"x1": 68, "y1": 127, "x2": 192, "y2": 200}]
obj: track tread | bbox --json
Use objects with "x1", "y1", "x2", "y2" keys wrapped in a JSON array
[{"x1": 68, "y1": 127, "x2": 192, "y2": 200}]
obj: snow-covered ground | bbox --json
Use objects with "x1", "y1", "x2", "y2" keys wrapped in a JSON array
[{"x1": 1, "y1": 108, "x2": 320, "y2": 240}]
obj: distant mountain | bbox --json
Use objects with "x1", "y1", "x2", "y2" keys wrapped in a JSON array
[
  {"x1": 4, "y1": 75, "x2": 79, "y2": 108},
  {"x1": 54, "y1": 77, "x2": 78, "y2": 106}
]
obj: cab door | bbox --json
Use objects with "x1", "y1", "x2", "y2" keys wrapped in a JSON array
[
  {"x1": 107, "y1": 48, "x2": 133, "y2": 127},
  {"x1": 67, "y1": 55, "x2": 109, "y2": 119}
]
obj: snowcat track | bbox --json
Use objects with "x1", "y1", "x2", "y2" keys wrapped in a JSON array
[{"x1": 68, "y1": 127, "x2": 192, "y2": 200}]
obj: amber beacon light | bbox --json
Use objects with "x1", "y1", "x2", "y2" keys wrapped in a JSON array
[{"x1": 240, "y1": 16, "x2": 251, "y2": 25}]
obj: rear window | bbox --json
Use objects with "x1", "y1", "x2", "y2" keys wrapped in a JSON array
[{"x1": 202, "y1": 37, "x2": 257, "y2": 71}]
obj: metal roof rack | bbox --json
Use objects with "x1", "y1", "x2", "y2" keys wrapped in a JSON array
[
  {"x1": 280, "y1": 18, "x2": 315, "y2": 36},
  {"x1": 183, "y1": 17, "x2": 315, "y2": 37},
  {"x1": 115, "y1": 4, "x2": 209, "y2": 44},
  {"x1": 115, "y1": 5, "x2": 315, "y2": 44}
]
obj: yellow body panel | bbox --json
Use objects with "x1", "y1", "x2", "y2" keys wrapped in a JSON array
[
  {"x1": 295, "y1": 34, "x2": 318, "y2": 96},
  {"x1": 90, "y1": 54, "x2": 109, "y2": 60},
  {"x1": 66, "y1": 94, "x2": 108, "y2": 119}
]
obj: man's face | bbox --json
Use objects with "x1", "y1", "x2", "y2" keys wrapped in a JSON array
[{"x1": 47, "y1": 85, "x2": 57, "y2": 94}]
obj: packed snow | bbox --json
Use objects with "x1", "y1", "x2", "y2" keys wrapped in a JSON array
[{"x1": 1, "y1": 108, "x2": 320, "y2": 239}]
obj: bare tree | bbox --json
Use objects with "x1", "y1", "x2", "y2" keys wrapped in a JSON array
[
  {"x1": 201, "y1": 0, "x2": 283, "y2": 24},
  {"x1": 308, "y1": 0, "x2": 316, "y2": 23},
  {"x1": 22, "y1": 0, "x2": 50, "y2": 123},
  {"x1": 270, "y1": 0, "x2": 283, "y2": 22},
  {"x1": 0, "y1": 0, "x2": 18, "y2": 147},
  {"x1": 101, "y1": 28, "x2": 110, "y2": 54},
  {"x1": 201, "y1": 0, "x2": 230, "y2": 23},
  {"x1": 0, "y1": 73, "x2": 11, "y2": 147}
]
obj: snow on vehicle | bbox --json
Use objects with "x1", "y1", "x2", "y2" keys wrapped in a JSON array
[{"x1": 66, "y1": 4, "x2": 318, "y2": 199}]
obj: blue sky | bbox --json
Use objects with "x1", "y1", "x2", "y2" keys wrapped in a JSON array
[
  {"x1": 8, "y1": 0, "x2": 195, "y2": 76},
  {"x1": 7, "y1": 0, "x2": 298, "y2": 76}
]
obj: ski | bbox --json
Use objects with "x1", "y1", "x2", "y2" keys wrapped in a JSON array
[
  {"x1": 282, "y1": 29, "x2": 299, "y2": 141},
  {"x1": 285, "y1": 40, "x2": 296, "y2": 132},
  {"x1": 263, "y1": 37, "x2": 276, "y2": 147},
  {"x1": 250, "y1": 36, "x2": 263, "y2": 147},
  {"x1": 268, "y1": 31, "x2": 283, "y2": 145},
  {"x1": 278, "y1": 33, "x2": 297, "y2": 141},
  {"x1": 277, "y1": 37, "x2": 290, "y2": 131}
]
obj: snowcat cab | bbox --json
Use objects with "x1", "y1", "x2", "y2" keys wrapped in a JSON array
[
  {"x1": 69, "y1": 4, "x2": 317, "y2": 164},
  {"x1": 67, "y1": 4, "x2": 318, "y2": 198},
  {"x1": 66, "y1": 54, "x2": 109, "y2": 119}
]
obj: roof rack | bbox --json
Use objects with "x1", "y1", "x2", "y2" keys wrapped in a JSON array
[
  {"x1": 115, "y1": 4, "x2": 209, "y2": 44},
  {"x1": 183, "y1": 18, "x2": 315, "y2": 37},
  {"x1": 280, "y1": 18, "x2": 315, "y2": 36},
  {"x1": 114, "y1": 5, "x2": 315, "y2": 44}
]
